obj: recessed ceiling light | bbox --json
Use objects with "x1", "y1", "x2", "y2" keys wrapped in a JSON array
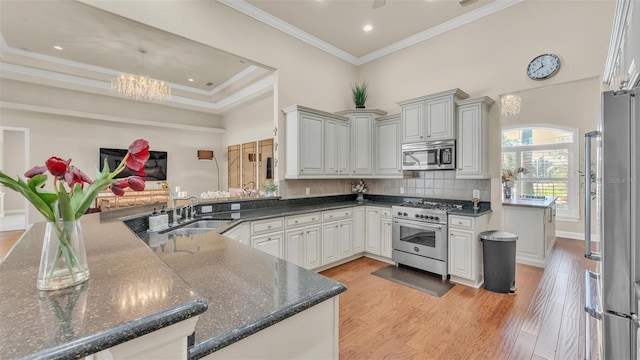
[
  {"x1": 188, "y1": 78, "x2": 194, "y2": 82},
  {"x1": 53, "y1": 45, "x2": 63, "y2": 50},
  {"x1": 363, "y1": 25, "x2": 373, "y2": 32}
]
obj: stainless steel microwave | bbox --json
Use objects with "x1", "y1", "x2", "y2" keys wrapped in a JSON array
[{"x1": 401, "y1": 140, "x2": 456, "y2": 171}]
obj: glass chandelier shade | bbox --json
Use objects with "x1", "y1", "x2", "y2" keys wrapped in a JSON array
[
  {"x1": 501, "y1": 94, "x2": 521, "y2": 117},
  {"x1": 111, "y1": 74, "x2": 171, "y2": 102}
]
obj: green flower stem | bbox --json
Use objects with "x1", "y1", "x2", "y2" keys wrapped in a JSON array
[{"x1": 48, "y1": 222, "x2": 82, "y2": 282}]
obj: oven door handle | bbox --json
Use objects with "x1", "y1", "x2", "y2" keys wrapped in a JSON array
[{"x1": 394, "y1": 219, "x2": 442, "y2": 230}]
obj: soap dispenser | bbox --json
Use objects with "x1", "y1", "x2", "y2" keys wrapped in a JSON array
[
  {"x1": 148, "y1": 207, "x2": 162, "y2": 232},
  {"x1": 159, "y1": 206, "x2": 169, "y2": 229}
]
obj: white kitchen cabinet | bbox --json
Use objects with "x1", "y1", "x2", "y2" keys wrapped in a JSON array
[
  {"x1": 364, "y1": 206, "x2": 392, "y2": 259},
  {"x1": 282, "y1": 105, "x2": 350, "y2": 179},
  {"x1": 223, "y1": 223, "x2": 250, "y2": 246},
  {"x1": 365, "y1": 207, "x2": 381, "y2": 255},
  {"x1": 324, "y1": 119, "x2": 350, "y2": 176},
  {"x1": 380, "y1": 217, "x2": 392, "y2": 258},
  {"x1": 350, "y1": 113, "x2": 374, "y2": 176},
  {"x1": 352, "y1": 207, "x2": 365, "y2": 253},
  {"x1": 374, "y1": 114, "x2": 403, "y2": 177},
  {"x1": 397, "y1": 88, "x2": 468, "y2": 143},
  {"x1": 321, "y1": 208, "x2": 353, "y2": 265},
  {"x1": 503, "y1": 203, "x2": 556, "y2": 268},
  {"x1": 285, "y1": 225, "x2": 321, "y2": 269},
  {"x1": 456, "y1": 96, "x2": 494, "y2": 179},
  {"x1": 252, "y1": 232, "x2": 284, "y2": 258},
  {"x1": 447, "y1": 213, "x2": 489, "y2": 289},
  {"x1": 322, "y1": 223, "x2": 339, "y2": 265},
  {"x1": 337, "y1": 220, "x2": 353, "y2": 260},
  {"x1": 401, "y1": 101, "x2": 424, "y2": 143}
]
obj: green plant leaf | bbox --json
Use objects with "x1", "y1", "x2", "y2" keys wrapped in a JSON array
[
  {"x1": 73, "y1": 178, "x2": 114, "y2": 219},
  {"x1": 0, "y1": 171, "x2": 56, "y2": 222},
  {"x1": 26, "y1": 174, "x2": 58, "y2": 205},
  {"x1": 57, "y1": 182, "x2": 75, "y2": 222}
]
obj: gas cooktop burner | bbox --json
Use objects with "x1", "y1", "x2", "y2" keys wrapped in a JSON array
[{"x1": 397, "y1": 201, "x2": 462, "y2": 211}]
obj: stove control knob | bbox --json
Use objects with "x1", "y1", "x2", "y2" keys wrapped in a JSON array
[
  {"x1": 403, "y1": 212, "x2": 408, "y2": 217},
  {"x1": 434, "y1": 216, "x2": 440, "y2": 222},
  {"x1": 415, "y1": 214, "x2": 420, "y2": 218},
  {"x1": 397, "y1": 212, "x2": 403, "y2": 216},
  {"x1": 420, "y1": 214, "x2": 425, "y2": 218}
]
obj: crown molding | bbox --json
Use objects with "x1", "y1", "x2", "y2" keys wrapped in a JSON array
[
  {"x1": 355, "y1": 0, "x2": 525, "y2": 65},
  {"x1": 218, "y1": 0, "x2": 524, "y2": 66},
  {"x1": 1, "y1": 62, "x2": 275, "y2": 114},
  {"x1": 217, "y1": 0, "x2": 359, "y2": 65},
  {"x1": 0, "y1": 101, "x2": 226, "y2": 133},
  {"x1": 602, "y1": 0, "x2": 633, "y2": 84},
  {"x1": 0, "y1": 34, "x2": 261, "y2": 98}
]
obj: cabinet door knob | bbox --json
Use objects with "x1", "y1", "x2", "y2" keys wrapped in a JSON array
[
  {"x1": 420, "y1": 135, "x2": 423, "y2": 138},
  {"x1": 312, "y1": 218, "x2": 316, "y2": 221},
  {"x1": 268, "y1": 225, "x2": 272, "y2": 229},
  {"x1": 295, "y1": 220, "x2": 299, "y2": 223}
]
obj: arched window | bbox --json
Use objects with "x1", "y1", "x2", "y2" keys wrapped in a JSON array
[{"x1": 501, "y1": 125, "x2": 579, "y2": 220}]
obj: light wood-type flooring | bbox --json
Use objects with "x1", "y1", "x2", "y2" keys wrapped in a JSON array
[
  {"x1": 0, "y1": 230, "x2": 23, "y2": 261},
  {"x1": 320, "y1": 238, "x2": 596, "y2": 360}
]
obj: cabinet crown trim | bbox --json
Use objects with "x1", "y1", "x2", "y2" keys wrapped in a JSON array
[
  {"x1": 456, "y1": 96, "x2": 495, "y2": 107},
  {"x1": 396, "y1": 88, "x2": 469, "y2": 106},
  {"x1": 335, "y1": 108, "x2": 387, "y2": 116},
  {"x1": 375, "y1": 113, "x2": 401, "y2": 121},
  {"x1": 282, "y1": 105, "x2": 349, "y2": 121}
]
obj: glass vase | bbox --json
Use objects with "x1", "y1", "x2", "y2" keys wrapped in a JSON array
[
  {"x1": 37, "y1": 220, "x2": 90, "y2": 291},
  {"x1": 356, "y1": 192, "x2": 364, "y2": 202},
  {"x1": 503, "y1": 185, "x2": 512, "y2": 199}
]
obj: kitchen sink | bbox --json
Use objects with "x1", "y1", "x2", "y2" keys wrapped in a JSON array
[{"x1": 163, "y1": 219, "x2": 230, "y2": 236}]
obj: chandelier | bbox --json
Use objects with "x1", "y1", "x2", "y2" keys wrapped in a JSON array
[
  {"x1": 501, "y1": 94, "x2": 521, "y2": 117},
  {"x1": 111, "y1": 49, "x2": 171, "y2": 102}
]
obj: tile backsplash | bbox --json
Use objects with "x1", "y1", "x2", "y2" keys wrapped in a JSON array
[{"x1": 279, "y1": 170, "x2": 491, "y2": 202}]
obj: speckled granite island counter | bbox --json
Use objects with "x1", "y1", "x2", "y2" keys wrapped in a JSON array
[{"x1": 0, "y1": 215, "x2": 207, "y2": 360}]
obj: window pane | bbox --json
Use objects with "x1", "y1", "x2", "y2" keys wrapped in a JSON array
[
  {"x1": 502, "y1": 152, "x2": 516, "y2": 170},
  {"x1": 502, "y1": 128, "x2": 572, "y2": 147},
  {"x1": 520, "y1": 149, "x2": 568, "y2": 178}
]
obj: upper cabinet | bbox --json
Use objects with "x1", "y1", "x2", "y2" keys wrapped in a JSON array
[
  {"x1": 283, "y1": 105, "x2": 350, "y2": 179},
  {"x1": 397, "y1": 88, "x2": 469, "y2": 143},
  {"x1": 335, "y1": 109, "x2": 388, "y2": 178},
  {"x1": 455, "y1": 96, "x2": 494, "y2": 179},
  {"x1": 374, "y1": 114, "x2": 402, "y2": 176}
]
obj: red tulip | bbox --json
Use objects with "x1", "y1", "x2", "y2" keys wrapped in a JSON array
[
  {"x1": 24, "y1": 166, "x2": 47, "y2": 178},
  {"x1": 126, "y1": 139, "x2": 150, "y2": 174},
  {"x1": 46, "y1": 157, "x2": 69, "y2": 177},
  {"x1": 110, "y1": 184, "x2": 125, "y2": 196},
  {"x1": 64, "y1": 166, "x2": 93, "y2": 188},
  {"x1": 127, "y1": 176, "x2": 145, "y2": 191},
  {"x1": 113, "y1": 179, "x2": 129, "y2": 189}
]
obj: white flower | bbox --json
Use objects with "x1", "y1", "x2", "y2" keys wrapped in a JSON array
[
  {"x1": 352, "y1": 179, "x2": 367, "y2": 193},
  {"x1": 501, "y1": 167, "x2": 529, "y2": 184}
]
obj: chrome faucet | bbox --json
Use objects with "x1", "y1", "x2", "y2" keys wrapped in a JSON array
[{"x1": 170, "y1": 193, "x2": 200, "y2": 226}]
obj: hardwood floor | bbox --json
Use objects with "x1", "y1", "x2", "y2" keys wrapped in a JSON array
[
  {"x1": 0, "y1": 230, "x2": 24, "y2": 261},
  {"x1": 320, "y1": 238, "x2": 595, "y2": 360}
]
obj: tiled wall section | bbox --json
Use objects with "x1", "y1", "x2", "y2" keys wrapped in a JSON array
[{"x1": 279, "y1": 171, "x2": 491, "y2": 201}]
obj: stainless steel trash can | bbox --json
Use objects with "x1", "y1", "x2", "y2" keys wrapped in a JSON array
[{"x1": 480, "y1": 231, "x2": 517, "y2": 294}]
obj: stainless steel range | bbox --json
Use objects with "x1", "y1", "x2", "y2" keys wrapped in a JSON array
[{"x1": 391, "y1": 201, "x2": 461, "y2": 279}]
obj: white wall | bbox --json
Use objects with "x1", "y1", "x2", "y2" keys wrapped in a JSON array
[
  {"x1": 356, "y1": 0, "x2": 614, "y2": 231},
  {"x1": 0, "y1": 107, "x2": 225, "y2": 223}
]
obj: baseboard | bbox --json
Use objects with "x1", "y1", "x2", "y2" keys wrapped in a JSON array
[{"x1": 555, "y1": 231, "x2": 601, "y2": 242}]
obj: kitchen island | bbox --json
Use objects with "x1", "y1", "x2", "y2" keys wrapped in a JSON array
[
  {"x1": 0, "y1": 212, "x2": 346, "y2": 360},
  {"x1": 502, "y1": 195, "x2": 557, "y2": 268}
]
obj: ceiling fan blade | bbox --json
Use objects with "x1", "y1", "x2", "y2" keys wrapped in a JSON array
[{"x1": 372, "y1": 0, "x2": 386, "y2": 9}]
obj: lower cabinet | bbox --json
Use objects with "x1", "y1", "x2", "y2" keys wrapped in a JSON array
[
  {"x1": 352, "y1": 207, "x2": 365, "y2": 253},
  {"x1": 365, "y1": 206, "x2": 392, "y2": 259},
  {"x1": 251, "y1": 232, "x2": 284, "y2": 258},
  {"x1": 322, "y1": 219, "x2": 353, "y2": 265},
  {"x1": 503, "y1": 204, "x2": 556, "y2": 268},
  {"x1": 285, "y1": 225, "x2": 321, "y2": 270},
  {"x1": 447, "y1": 214, "x2": 489, "y2": 288},
  {"x1": 223, "y1": 223, "x2": 250, "y2": 246}
]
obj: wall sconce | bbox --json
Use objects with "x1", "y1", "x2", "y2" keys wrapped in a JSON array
[
  {"x1": 197, "y1": 150, "x2": 220, "y2": 191},
  {"x1": 501, "y1": 94, "x2": 521, "y2": 117}
]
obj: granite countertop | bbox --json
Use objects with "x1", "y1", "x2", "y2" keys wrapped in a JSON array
[
  {"x1": 502, "y1": 195, "x2": 558, "y2": 208},
  {"x1": 447, "y1": 203, "x2": 492, "y2": 217},
  {"x1": 146, "y1": 231, "x2": 346, "y2": 359},
  {"x1": 0, "y1": 215, "x2": 207, "y2": 360}
]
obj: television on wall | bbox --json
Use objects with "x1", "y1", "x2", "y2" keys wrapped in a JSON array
[{"x1": 99, "y1": 148, "x2": 168, "y2": 181}]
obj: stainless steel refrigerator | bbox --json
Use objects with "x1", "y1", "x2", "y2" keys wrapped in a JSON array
[{"x1": 584, "y1": 87, "x2": 639, "y2": 359}]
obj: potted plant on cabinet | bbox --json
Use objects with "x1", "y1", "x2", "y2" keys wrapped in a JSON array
[{"x1": 351, "y1": 81, "x2": 368, "y2": 109}]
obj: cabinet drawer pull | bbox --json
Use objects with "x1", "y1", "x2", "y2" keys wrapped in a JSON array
[
  {"x1": 268, "y1": 225, "x2": 272, "y2": 228},
  {"x1": 458, "y1": 221, "x2": 462, "y2": 225},
  {"x1": 295, "y1": 220, "x2": 299, "y2": 223},
  {"x1": 312, "y1": 218, "x2": 316, "y2": 221}
]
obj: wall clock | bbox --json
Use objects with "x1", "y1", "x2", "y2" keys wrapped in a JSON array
[{"x1": 527, "y1": 54, "x2": 561, "y2": 80}]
